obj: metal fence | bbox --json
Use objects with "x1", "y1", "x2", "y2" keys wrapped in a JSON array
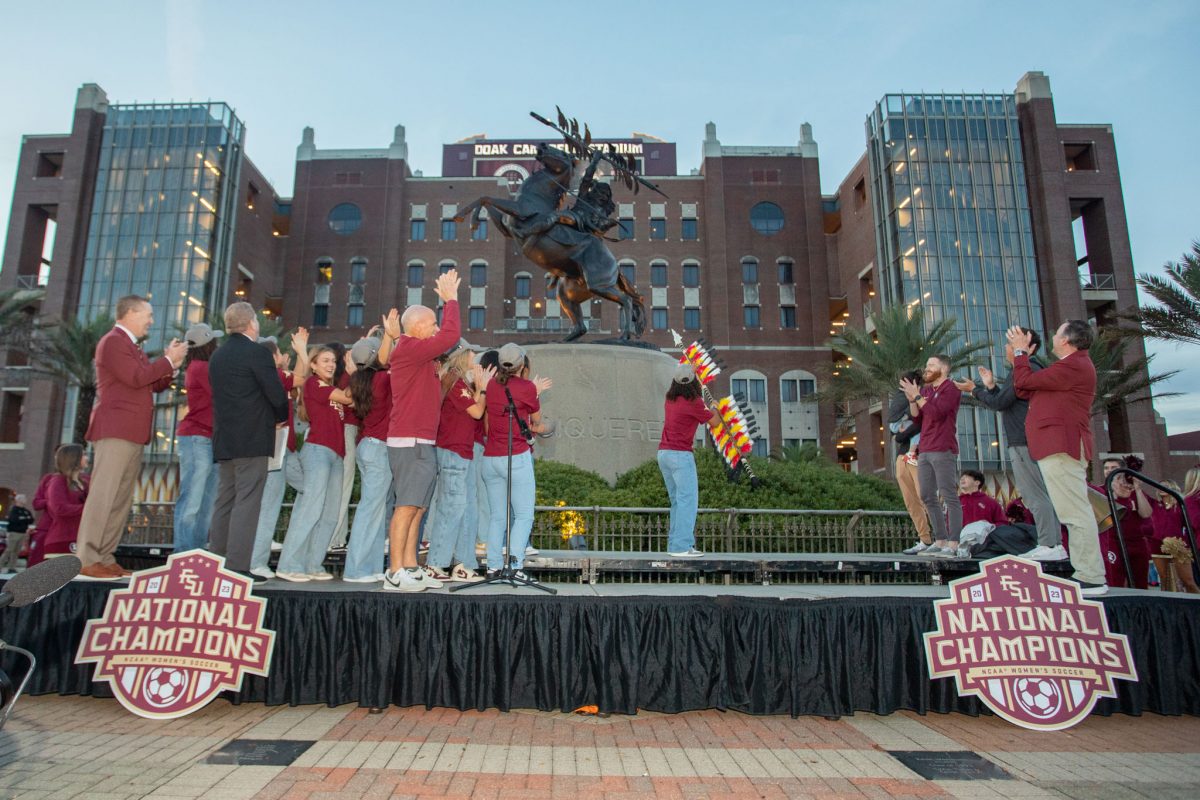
[{"x1": 124, "y1": 503, "x2": 915, "y2": 554}]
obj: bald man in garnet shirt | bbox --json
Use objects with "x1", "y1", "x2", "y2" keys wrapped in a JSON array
[{"x1": 901, "y1": 354, "x2": 962, "y2": 558}]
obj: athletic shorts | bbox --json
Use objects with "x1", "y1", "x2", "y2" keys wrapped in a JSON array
[{"x1": 388, "y1": 443, "x2": 438, "y2": 508}]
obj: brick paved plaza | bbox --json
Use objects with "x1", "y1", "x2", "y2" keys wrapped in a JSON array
[{"x1": 0, "y1": 695, "x2": 1197, "y2": 799}]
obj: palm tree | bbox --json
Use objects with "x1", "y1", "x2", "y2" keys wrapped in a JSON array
[
  {"x1": 1086, "y1": 330, "x2": 1179, "y2": 416},
  {"x1": 1121, "y1": 240, "x2": 1200, "y2": 346},
  {"x1": 821, "y1": 304, "x2": 992, "y2": 407},
  {"x1": 29, "y1": 314, "x2": 114, "y2": 444}
]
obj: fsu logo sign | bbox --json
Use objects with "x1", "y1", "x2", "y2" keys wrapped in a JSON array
[
  {"x1": 76, "y1": 551, "x2": 275, "y2": 719},
  {"x1": 924, "y1": 556, "x2": 1136, "y2": 731}
]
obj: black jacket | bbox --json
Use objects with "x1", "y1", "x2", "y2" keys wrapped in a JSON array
[
  {"x1": 971, "y1": 356, "x2": 1045, "y2": 447},
  {"x1": 209, "y1": 333, "x2": 289, "y2": 461}
]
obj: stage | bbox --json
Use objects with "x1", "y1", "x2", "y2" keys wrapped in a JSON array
[{"x1": 3, "y1": 562, "x2": 1200, "y2": 719}]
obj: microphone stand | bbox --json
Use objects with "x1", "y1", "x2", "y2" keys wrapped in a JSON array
[
  {"x1": 453, "y1": 391, "x2": 555, "y2": 594},
  {"x1": 0, "y1": 641, "x2": 37, "y2": 731}
]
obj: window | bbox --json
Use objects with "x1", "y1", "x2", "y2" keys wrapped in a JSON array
[
  {"x1": 782, "y1": 374, "x2": 816, "y2": 403},
  {"x1": 780, "y1": 306, "x2": 796, "y2": 329},
  {"x1": 743, "y1": 305, "x2": 760, "y2": 328},
  {"x1": 751, "y1": 438, "x2": 768, "y2": 458},
  {"x1": 350, "y1": 257, "x2": 367, "y2": 284},
  {"x1": 36, "y1": 152, "x2": 64, "y2": 179},
  {"x1": 0, "y1": 390, "x2": 24, "y2": 443},
  {"x1": 783, "y1": 438, "x2": 800, "y2": 450},
  {"x1": 407, "y1": 263, "x2": 424, "y2": 287},
  {"x1": 684, "y1": 307, "x2": 700, "y2": 329},
  {"x1": 312, "y1": 304, "x2": 329, "y2": 327},
  {"x1": 732, "y1": 378, "x2": 767, "y2": 404},
  {"x1": 347, "y1": 305, "x2": 363, "y2": 326},
  {"x1": 470, "y1": 262, "x2": 487, "y2": 286},
  {"x1": 854, "y1": 179, "x2": 867, "y2": 209},
  {"x1": 469, "y1": 307, "x2": 486, "y2": 330},
  {"x1": 652, "y1": 307, "x2": 668, "y2": 329},
  {"x1": 316, "y1": 258, "x2": 333, "y2": 284},
  {"x1": 515, "y1": 274, "x2": 531, "y2": 298},
  {"x1": 749, "y1": 202, "x2": 784, "y2": 235},
  {"x1": 777, "y1": 259, "x2": 794, "y2": 284},
  {"x1": 651, "y1": 262, "x2": 667, "y2": 287},
  {"x1": 741, "y1": 258, "x2": 758, "y2": 284},
  {"x1": 410, "y1": 219, "x2": 425, "y2": 240},
  {"x1": 471, "y1": 220, "x2": 488, "y2": 241},
  {"x1": 619, "y1": 261, "x2": 636, "y2": 285},
  {"x1": 618, "y1": 217, "x2": 634, "y2": 240},
  {"x1": 328, "y1": 203, "x2": 362, "y2": 235},
  {"x1": 682, "y1": 262, "x2": 700, "y2": 288},
  {"x1": 649, "y1": 218, "x2": 666, "y2": 240},
  {"x1": 438, "y1": 261, "x2": 455, "y2": 275},
  {"x1": 441, "y1": 219, "x2": 456, "y2": 240},
  {"x1": 1064, "y1": 142, "x2": 1097, "y2": 172},
  {"x1": 681, "y1": 218, "x2": 698, "y2": 240}
]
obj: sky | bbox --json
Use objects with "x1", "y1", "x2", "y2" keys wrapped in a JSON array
[{"x1": 0, "y1": 0, "x2": 1196, "y2": 433}]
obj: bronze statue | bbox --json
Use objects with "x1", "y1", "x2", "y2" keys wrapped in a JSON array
[{"x1": 455, "y1": 108, "x2": 667, "y2": 342}]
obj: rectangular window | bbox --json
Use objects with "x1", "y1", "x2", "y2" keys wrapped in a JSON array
[
  {"x1": 439, "y1": 262, "x2": 454, "y2": 275},
  {"x1": 780, "y1": 306, "x2": 796, "y2": 329},
  {"x1": 783, "y1": 438, "x2": 799, "y2": 450},
  {"x1": 618, "y1": 217, "x2": 634, "y2": 240},
  {"x1": 651, "y1": 263, "x2": 667, "y2": 287},
  {"x1": 0, "y1": 391, "x2": 24, "y2": 443},
  {"x1": 751, "y1": 437, "x2": 768, "y2": 458},
  {"x1": 441, "y1": 219, "x2": 456, "y2": 240},
  {"x1": 312, "y1": 304, "x2": 329, "y2": 327},
  {"x1": 777, "y1": 260, "x2": 794, "y2": 284},
  {"x1": 350, "y1": 262, "x2": 367, "y2": 284},
  {"x1": 316, "y1": 262, "x2": 332, "y2": 284},
  {"x1": 619, "y1": 263, "x2": 636, "y2": 285},
  {"x1": 781, "y1": 380, "x2": 798, "y2": 403},
  {"x1": 682, "y1": 263, "x2": 700, "y2": 287},
  {"x1": 742, "y1": 261, "x2": 758, "y2": 283},
  {"x1": 347, "y1": 305, "x2": 363, "y2": 327},
  {"x1": 410, "y1": 219, "x2": 425, "y2": 240},
  {"x1": 748, "y1": 379, "x2": 766, "y2": 403},
  {"x1": 743, "y1": 305, "x2": 760, "y2": 328},
  {"x1": 515, "y1": 274, "x2": 531, "y2": 298},
  {"x1": 684, "y1": 307, "x2": 700, "y2": 329},
  {"x1": 471, "y1": 220, "x2": 488, "y2": 241},
  {"x1": 470, "y1": 263, "x2": 487, "y2": 286},
  {"x1": 469, "y1": 307, "x2": 486, "y2": 330},
  {"x1": 798, "y1": 379, "x2": 815, "y2": 397},
  {"x1": 652, "y1": 307, "x2": 668, "y2": 329},
  {"x1": 681, "y1": 218, "x2": 698, "y2": 240},
  {"x1": 649, "y1": 218, "x2": 666, "y2": 240},
  {"x1": 407, "y1": 265, "x2": 424, "y2": 287}
]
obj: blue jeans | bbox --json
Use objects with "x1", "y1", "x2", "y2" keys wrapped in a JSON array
[
  {"x1": 427, "y1": 448, "x2": 478, "y2": 569},
  {"x1": 473, "y1": 441, "x2": 488, "y2": 545},
  {"x1": 251, "y1": 449, "x2": 305, "y2": 570},
  {"x1": 174, "y1": 435, "x2": 218, "y2": 553},
  {"x1": 343, "y1": 438, "x2": 392, "y2": 579},
  {"x1": 658, "y1": 449, "x2": 699, "y2": 553},
  {"x1": 277, "y1": 443, "x2": 342, "y2": 574},
  {"x1": 481, "y1": 451, "x2": 535, "y2": 570}
]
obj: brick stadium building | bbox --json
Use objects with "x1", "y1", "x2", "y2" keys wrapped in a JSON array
[{"x1": 0, "y1": 72, "x2": 1174, "y2": 504}]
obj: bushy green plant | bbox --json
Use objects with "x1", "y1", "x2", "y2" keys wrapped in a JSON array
[{"x1": 533, "y1": 459, "x2": 613, "y2": 505}]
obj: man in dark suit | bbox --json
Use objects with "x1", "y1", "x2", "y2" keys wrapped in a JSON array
[
  {"x1": 77, "y1": 295, "x2": 188, "y2": 580},
  {"x1": 207, "y1": 302, "x2": 289, "y2": 579},
  {"x1": 1010, "y1": 320, "x2": 1106, "y2": 596}
]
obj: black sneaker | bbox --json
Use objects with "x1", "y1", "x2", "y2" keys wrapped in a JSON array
[{"x1": 232, "y1": 569, "x2": 269, "y2": 584}]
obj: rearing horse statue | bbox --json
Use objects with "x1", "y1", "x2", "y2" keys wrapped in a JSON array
[{"x1": 455, "y1": 139, "x2": 648, "y2": 342}]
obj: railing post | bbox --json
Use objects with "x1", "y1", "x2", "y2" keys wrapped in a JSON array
[
  {"x1": 724, "y1": 508, "x2": 737, "y2": 553},
  {"x1": 845, "y1": 511, "x2": 863, "y2": 554}
]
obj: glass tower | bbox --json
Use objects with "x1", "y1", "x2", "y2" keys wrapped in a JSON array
[
  {"x1": 78, "y1": 102, "x2": 245, "y2": 460},
  {"x1": 866, "y1": 93, "x2": 1043, "y2": 470}
]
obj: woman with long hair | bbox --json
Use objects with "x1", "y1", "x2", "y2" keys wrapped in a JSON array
[
  {"x1": 30, "y1": 444, "x2": 90, "y2": 568},
  {"x1": 173, "y1": 323, "x2": 224, "y2": 553},
  {"x1": 657, "y1": 364, "x2": 720, "y2": 558},
  {"x1": 342, "y1": 323, "x2": 398, "y2": 582},
  {"x1": 275, "y1": 345, "x2": 354, "y2": 582},
  {"x1": 425, "y1": 348, "x2": 491, "y2": 583},
  {"x1": 480, "y1": 343, "x2": 551, "y2": 577}
]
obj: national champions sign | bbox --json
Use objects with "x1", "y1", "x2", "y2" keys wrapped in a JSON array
[
  {"x1": 76, "y1": 551, "x2": 275, "y2": 719},
  {"x1": 924, "y1": 556, "x2": 1137, "y2": 731}
]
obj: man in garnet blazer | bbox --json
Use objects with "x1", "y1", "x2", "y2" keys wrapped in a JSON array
[
  {"x1": 1010, "y1": 319, "x2": 1107, "y2": 595},
  {"x1": 77, "y1": 295, "x2": 187, "y2": 580}
]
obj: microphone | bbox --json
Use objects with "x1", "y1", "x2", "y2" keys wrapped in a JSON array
[{"x1": 0, "y1": 556, "x2": 82, "y2": 610}]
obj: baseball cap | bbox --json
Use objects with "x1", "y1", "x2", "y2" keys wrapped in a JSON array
[
  {"x1": 349, "y1": 337, "x2": 382, "y2": 367},
  {"x1": 185, "y1": 323, "x2": 224, "y2": 347},
  {"x1": 498, "y1": 342, "x2": 526, "y2": 370},
  {"x1": 672, "y1": 363, "x2": 697, "y2": 384}
]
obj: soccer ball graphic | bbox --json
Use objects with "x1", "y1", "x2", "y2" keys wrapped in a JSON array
[
  {"x1": 142, "y1": 667, "x2": 188, "y2": 707},
  {"x1": 1014, "y1": 677, "x2": 1061, "y2": 718}
]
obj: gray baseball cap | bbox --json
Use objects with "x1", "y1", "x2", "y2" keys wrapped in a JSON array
[
  {"x1": 185, "y1": 323, "x2": 224, "y2": 347},
  {"x1": 672, "y1": 363, "x2": 697, "y2": 384},
  {"x1": 497, "y1": 342, "x2": 526, "y2": 370},
  {"x1": 350, "y1": 337, "x2": 382, "y2": 367}
]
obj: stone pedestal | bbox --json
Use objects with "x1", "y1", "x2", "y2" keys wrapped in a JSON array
[{"x1": 524, "y1": 343, "x2": 678, "y2": 484}]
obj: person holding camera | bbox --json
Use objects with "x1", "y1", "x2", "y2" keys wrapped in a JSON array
[
  {"x1": 480, "y1": 343, "x2": 551, "y2": 578},
  {"x1": 888, "y1": 369, "x2": 931, "y2": 555}
]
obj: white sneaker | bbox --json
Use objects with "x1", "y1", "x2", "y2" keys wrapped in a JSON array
[
  {"x1": 525, "y1": 545, "x2": 540, "y2": 556},
  {"x1": 343, "y1": 573, "x2": 384, "y2": 583},
  {"x1": 249, "y1": 566, "x2": 276, "y2": 580},
  {"x1": 668, "y1": 548, "x2": 705, "y2": 558},
  {"x1": 424, "y1": 565, "x2": 454, "y2": 585},
  {"x1": 270, "y1": 541, "x2": 283, "y2": 551},
  {"x1": 449, "y1": 564, "x2": 482, "y2": 583},
  {"x1": 415, "y1": 567, "x2": 446, "y2": 589},
  {"x1": 1022, "y1": 545, "x2": 1068, "y2": 561},
  {"x1": 274, "y1": 571, "x2": 311, "y2": 582},
  {"x1": 902, "y1": 542, "x2": 931, "y2": 555},
  {"x1": 308, "y1": 571, "x2": 335, "y2": 581},
  {"x1": 382, "y1": 569, "x2": 425, "y2": 592}
]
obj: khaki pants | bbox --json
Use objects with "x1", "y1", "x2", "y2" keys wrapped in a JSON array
[
  {"x1": 1038, "y1": 451, "x2": 1105, "y2": 585},
  {"x1": 77, "y1": 438, "x2": 143, "y2": 567},
  {"x1": 895, "y1": 454, "x2": 931, "y2": 543}
]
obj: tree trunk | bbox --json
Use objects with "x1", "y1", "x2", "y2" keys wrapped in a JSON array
[{"x1": 73, "y1": 386, "x2": 96, "y2": 445}]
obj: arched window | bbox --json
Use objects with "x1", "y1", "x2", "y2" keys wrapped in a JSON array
[
  {"x1": 515, "y1": 271, "x2": 532, "y2": 299},
  {"x1": 315, "y1": 257, "x2": 333, "y2": 284},
  {"x1": 328, "y1": 203, "x2": 362, "y2": 235},
  {"x1": 650, "y1": 260, "x2": 668, "y2": 287},
  {"x1": 730, "y1": 369, "x2": 769, "y2": 457},
  {"x1": 682, "y1": 260, "x2": 700, "y2": 288},
  {"x1": 618, "y1": 259, "x2": 636, "y2": 286},
  {"x1": 438, "y1": 260, "x2": 456, "y2": 276},
  {"x1": 749, "y1": 202, "x2": 784, "y2": 235},
  {"x1": 406, "y1": 260, "x2": 425, "y2": 288},
  {"x1": 779, "y1": 369, "x2": 819, "y2": 449},
  {"x1": 469, "y1": 260, "x2": 488, "y2": 287}
]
